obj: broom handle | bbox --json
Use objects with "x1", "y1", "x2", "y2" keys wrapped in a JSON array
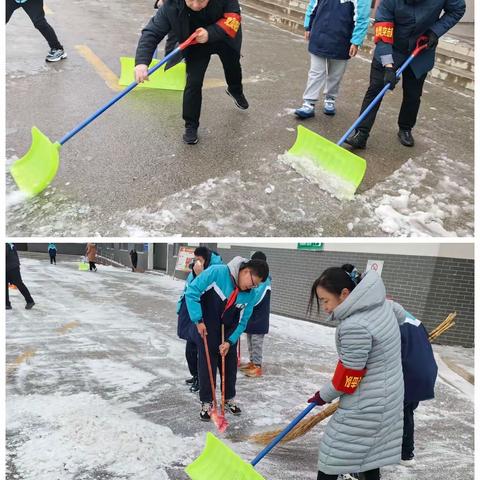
[
  {"x1": 58, "y1": 32, "x2": 198, "y2": 146},
  {"x1": 337, "y1": 37, "x2": 428, "y2": 146},
  {"x1": 250, "y1": 402, "x2": 317, "y2": 466},
  {"x1": 202, "y1": 333, "x2": 217, "y2": 410},
  {"x1": 221, "y1": 324, "x2": 226, "y2": 417}
]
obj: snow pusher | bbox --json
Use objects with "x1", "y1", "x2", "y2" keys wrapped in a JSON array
[
  {"x1": 287, "y1": 37, "x2": 429, "y2": 198},
  {"x1": 10, "y1": 32, "x2": 198, "y2": 197},
  {"x1": 185, "y1": 402, "x2": 318, "y2": 479},
  {"x1": 118, "y1": 55, "x2": 186, "y2": 90}
]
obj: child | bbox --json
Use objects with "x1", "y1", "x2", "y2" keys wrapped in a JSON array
[
  {"x1": 48, "y1": 243, "x2": 57, "y2": 264},
  {"x1": 240, "y1": 251, "x2": 271, "y2": 378},
  {"x1": 294, "y1": 0, "x2": 370, "y2": 118},
  {"x1": 185, "y1": 256, "x2": 269, "y2": 420}
]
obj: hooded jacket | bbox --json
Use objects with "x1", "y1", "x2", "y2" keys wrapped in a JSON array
[
  {"x1": 185, "y1": 256, "x2": 260, "y2": 344},
  {"x1": 48, "y1": 243, "x2": 57, "y2": 254},
  {"x1": 317, "y1": 271, "x2": 404, "y2": 474},
  {"x1": 176, "y1": 251, "x2": 223, "y2": 341},
  {"x1": 135, "y1": 0, "x2": 242, "y2": 67},
  {"x1": 374, "y1": 0, "x2": 465, "y2": 77}
]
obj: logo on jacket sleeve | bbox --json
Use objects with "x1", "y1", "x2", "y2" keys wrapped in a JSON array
[{"x1": 216, "y1": 12, "x2": 241, "y2": 38}]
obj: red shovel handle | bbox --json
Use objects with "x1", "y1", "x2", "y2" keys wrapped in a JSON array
[
  {"x1": 179, "y1": 31, "x2": 199, "y2": 50},
  {"x1": 202, "y1": 333, "x2": 218, "y2": 410},
  {"x1": 412, "y1": 35, "x2": 429, "y2": 57},
  {"x1": 221, "y1": 325, "x2": 226, "y2": 417}
]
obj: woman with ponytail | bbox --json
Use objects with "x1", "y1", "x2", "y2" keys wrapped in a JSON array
[{"x1": 307, "y1": 264, "x2": 404, "y2": 480}]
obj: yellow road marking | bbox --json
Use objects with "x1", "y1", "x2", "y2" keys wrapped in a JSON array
[
  {"x1": 75, "y1": 45, "x2": 123, "y2": 92},
  {"x1": 6, "y1": 348, "x2": 36, "y2": 376},
  {"x1": 56, "y1": 321, "x2": 80, "y2": 334},
  {"x1": 44, "y1": 4, "x2": 53, "y2": 15}
]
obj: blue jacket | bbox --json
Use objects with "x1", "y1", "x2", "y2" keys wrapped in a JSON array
[
  {"x1": 176, "y1": 252, "x2": 222, "y2": 341},
  {"x1": 304, "y1": 0, "x2": 370, "y2": 60},
  {"x1": 185, "y1": 257, "x2": 260, "y2": 345},
  {"x1": 48, "y1": 243, "x2": 57, "y2": 254},
  {"x1": 374, "y1": 0, "x2": 465, "y2": 77},
  {"x1": 400, "y1": 312, "x2": 438, "y2": 403},
  {"x1": 245, "y1": 276, "x2": 271, "y2": 335}
]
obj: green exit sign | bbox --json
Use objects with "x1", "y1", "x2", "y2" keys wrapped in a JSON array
[{"x1": 297, "y1": 243, "x2": 324, "y2": 251}]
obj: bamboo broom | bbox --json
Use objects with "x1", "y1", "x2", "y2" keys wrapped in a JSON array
[{"x1": 249, "y1": 312, "x2": 457, "y2": 445}]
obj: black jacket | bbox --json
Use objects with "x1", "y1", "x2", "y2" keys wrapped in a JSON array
[
  {"x1": 6, "y1": 244, "x2": 20, "y2": 272},
  {"x1": 135, "y1": 0, "x2": 242, "y2": 66}
]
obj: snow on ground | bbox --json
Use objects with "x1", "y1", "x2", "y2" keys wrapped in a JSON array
[
  {"x1": 6, "y1": 134, "x2": 473, "y2": 237},
  {"x1": 6, "y1": 257, "x2": 474, "y2": 479}
]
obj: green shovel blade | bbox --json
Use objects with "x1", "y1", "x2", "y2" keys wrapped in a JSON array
[
  {"x1": 79, "y1": 262, "x2": 90, "y2": 271},
  {"x1": 185, "y1": 433, "x2": 265, "y2": 480},
  {"x1": 10, "y1": 126, "x2": 61, "y2": 197},
  {"x1": 287, "y1": 125, "x2": 366, "y2": 196},
  {"x1": 119, "y1": 57, "x2": 186, "y2": 90}
]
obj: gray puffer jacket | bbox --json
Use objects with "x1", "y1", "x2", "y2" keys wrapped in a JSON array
[{"x1": 318, "y1": 271, "x2": 404, "y2": 474}]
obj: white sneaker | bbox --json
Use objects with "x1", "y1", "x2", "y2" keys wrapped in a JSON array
[{"x1": 400, "y1": 458, "x2": 416, "y2": 467}]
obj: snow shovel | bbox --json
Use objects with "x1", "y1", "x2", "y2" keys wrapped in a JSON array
[
  {"x1": 118, "y1": 55, "x2": 186, "y2": 90},
  {"x1": 185, "y1": 402, "x2": 318, "y2": 480},
  {"x1": 10, "y1": 32, "x2": 199, "y2": 198},
  {"x1": 288, "y1": 36, "x2": 429, "y2": 196}
]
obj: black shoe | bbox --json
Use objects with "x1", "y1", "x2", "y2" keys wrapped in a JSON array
[
  {"x1": 226, "y1": 88, "x2": 249, "y2": 110},
  {"x1": 183, "y1": 126, "x2": 198, "y2": 145},
  {"x1": 344, "y1": 129, "x2": 368, "y2": 149},
  {"x1": 200, "y1": 402, "x2": 212, "y2": 421},
  {"x1": 225, "y1": 399, "x2": 241, "y2": 415},
  {"x1": 25, "y1": 301, "x2": 35, "y2": 310},
  {"x1": 398, "y1": 129, "x2": 415, "y2": 147},
  {"x1": 185, "y1": 377, "x2": 195, "y2": 384},
  {"x1": 189, "y1": 376, "x2": 199, "y2": 393},
  {"x1": 6, "y1": 305, "x2": 12, "y2": 310}
]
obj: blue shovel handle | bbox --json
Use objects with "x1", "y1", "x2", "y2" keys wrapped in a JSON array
[
  {"x1": 58, "y1": 32, "x2": 198, "y2": 146},
  {"x1": 250, "y1": 402, "x2": 318, "y2": 467},
  {"x1": 337, "y1": 36, "x2": 429, "y2": 146}
]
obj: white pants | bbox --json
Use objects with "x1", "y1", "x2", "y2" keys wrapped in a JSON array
[{"x1": 303, "y1": 54, "x2": 348, "y2": 103}]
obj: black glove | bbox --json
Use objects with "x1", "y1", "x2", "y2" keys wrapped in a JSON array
[
  {"x1": 384, "y1": 66, "x2": 398, "y2": 90},
  {"x1": 425, "y1": 30, "x2": 439, "y2": 49}
]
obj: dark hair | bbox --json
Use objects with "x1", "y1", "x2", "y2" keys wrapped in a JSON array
[
  {"x1": 241, "y1": 259, "x2": 269, "y2": 282},
  {"x1": 251, "y1": 251, "x2": 267, "y2": 262},
  {"x1": 307, "y1": 264, "x2": 361, "y2": 314}
]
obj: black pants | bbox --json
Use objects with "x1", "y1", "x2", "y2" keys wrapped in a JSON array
[
  {"x1": 6, "y1": 0, "x2": 63, "y2": 50},
  {"x1": 89, "y1": 261, "x2": 97, "y2": 271},
  {"x1": 356, "y1": 58, "x2": 427, "y2": 135},
  {"x1": 49, "y1": 254, "x2": 56, "y2": 264},
  {"x1": 185, "y1": 340, "x2": 198, "y2": 377},
  {"x1": 183, "y1": 43, "x2": 243, "y2": 129},
  {"x1": 402, "y1": 401, "x2": 419, "y2": 459},
  {"x1": 317, "y1": 469, "x2": 380, "y2": 480},
  {"x1": 6, "y1": 267, "x2": 34, "y2": 307},
  {"x1": 197, "y1": 333, "x2": 238, "y2": 403}
]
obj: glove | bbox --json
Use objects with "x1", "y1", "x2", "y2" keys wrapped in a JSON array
[
  {"x1": 307, "y1": 391, "x2": 326, "y2": 406},
  {"x1": 383, "y1": 66, "x2": 398, "y2": 90},
  {"x1": 425, "y1": 30, "x2": 439, "y2": 49}
]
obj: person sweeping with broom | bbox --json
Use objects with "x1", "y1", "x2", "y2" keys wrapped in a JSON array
[
  {"x1": 185, "y1": 256, "x2": 269, "y2": 422},
  {"x1": 307, "y1": 264, "x2": 404, "y2": 480},
  {"x1": 134, "y1": 0, "x2": 248, "y2": 145}
]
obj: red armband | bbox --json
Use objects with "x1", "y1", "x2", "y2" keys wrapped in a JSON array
[
  {"x1": 216, "y1": 12, "x2": 241, "y2": 38},
  {"x1": 332, "y1": 361, "x2": 367, "y2": 394},
  {"x1": 373, "y1": 22, "x2": 394, "y2": 44}
]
